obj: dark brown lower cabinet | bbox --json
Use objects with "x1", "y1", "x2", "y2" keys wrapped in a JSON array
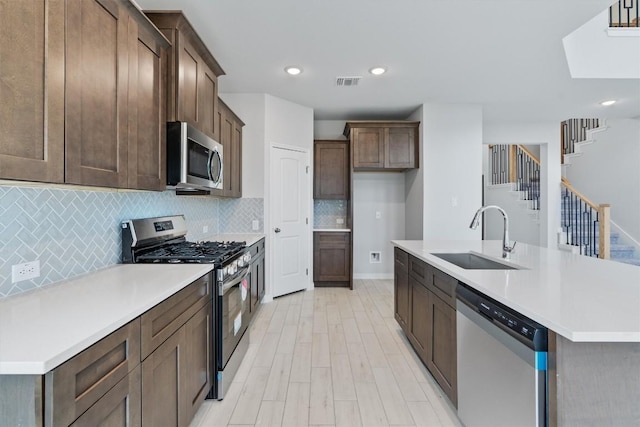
[
  {"x1": 71, "y1": 365, "x2": 141, "y2": 427},
  {"x1": 408, "y1": 276, "x2": 429, "y2": 361},
  {"x1": 142, "y1": 326, "x2": 187, "y2": 427},
  {"x1": 394, "y1": 248, "x2": 410, "y2": 331},
  {"x1": 313, "y1": 232, "x2": 351, "y2": 287},
  {"x1": 251, "y1": 251, "x2": 266, "y2": 315},
  {"x1": 184, "y1": 302, "x2": 213, "y2": 422},
  {"x1": 395, "y1": 249, "x2": 458, "y2": 407},
  {"x1": 427, "y1": 292, "x2": 457, "y2": 407}
]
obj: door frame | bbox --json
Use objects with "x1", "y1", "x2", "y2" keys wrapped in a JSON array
[{"x1": 265, "y1": 143, "x2": 312, "y2": 301}]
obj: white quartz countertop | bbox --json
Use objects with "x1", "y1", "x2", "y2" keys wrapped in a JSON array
[
  {"x1": 205, "y1": 233, "x2": 265, "y2": 247},
  {"x1": 313, "y1": 229, "x2": 351, "y2": 232},
  {"x1": 392, "y1": 240, "x2": 640, "y2": 343},
  {"x1": 0, "y1": 264, "x2": 213, "y2": 375}
]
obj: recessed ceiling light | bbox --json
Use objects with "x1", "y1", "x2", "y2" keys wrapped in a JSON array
[
  {"x1": 600, "y1": 100, "x2": 616, "y2": 106},
  {"x1": 369, "y1": 67, "x2": 386, "y2": 76},
  {"x1": 285, "y1": 66, "x2": 302, "y2": 76}
]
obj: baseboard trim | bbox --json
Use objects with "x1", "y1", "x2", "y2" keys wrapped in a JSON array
[{"x1": 353, "y1": 274, "x2": 394, "y2": 280}]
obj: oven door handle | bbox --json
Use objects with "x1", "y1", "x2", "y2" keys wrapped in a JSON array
[{"x1": 220, "y1": 267, "x2": 250, "y2": 296}]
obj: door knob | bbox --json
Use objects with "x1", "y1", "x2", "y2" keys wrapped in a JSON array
[{"x1": 274, "y1": 228, "x2": 281, "y2": 233}]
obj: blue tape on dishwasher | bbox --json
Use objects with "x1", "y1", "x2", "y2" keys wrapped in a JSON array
[{"x1": 535, "y1": 351, "x2": 547, "y2": 371}]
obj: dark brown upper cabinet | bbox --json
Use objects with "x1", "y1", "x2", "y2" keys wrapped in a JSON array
[
  {"x1": 344, "y1": 121, "x2": 419, "y2": 171},
  {"x1": 314, "y1": 140, "x2": 350, "y2": 200},
  {"x1": 212, "y1": 98, "x2": 243, "y2": 198},
  {"x1": 145, "y1": 11, "x2": 225, "y2": 143},
  {"x1": 0, "y1": 0, "x2": 169, "y2": 190},
  {"x1": 0, "y1": 0, "x2": 65, "y2": 183}
]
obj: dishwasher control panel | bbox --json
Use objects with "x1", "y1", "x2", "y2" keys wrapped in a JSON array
[{"x1": 457, "y1": 282, "x2": 547, "y2": 351}]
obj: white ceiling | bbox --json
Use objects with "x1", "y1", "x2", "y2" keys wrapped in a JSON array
[{"x1": 136, "y1": 0, "x2": 640, "y2": 122}]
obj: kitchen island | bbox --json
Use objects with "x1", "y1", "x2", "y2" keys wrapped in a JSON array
[{"x1": 392, "y1": 239, "x2": 640, "y2": 426}]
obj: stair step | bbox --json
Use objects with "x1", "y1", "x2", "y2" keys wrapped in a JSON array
[{"x1": 612, "y1": 258, "x2": 640, "y2": 267}]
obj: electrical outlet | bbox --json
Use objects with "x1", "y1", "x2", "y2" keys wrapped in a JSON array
[
  {"x1": 252, "y1": 220, "x2": 260, "y2": 231},
  {"x1": 203, "y1": 225, "x2": 209, "y2": 233},
  {"x1": 375, "y1": 211, "x2": 381, "y2": 219},
  {"x1": 12, "y1": 260, "x2": 40, "y2": 283}
]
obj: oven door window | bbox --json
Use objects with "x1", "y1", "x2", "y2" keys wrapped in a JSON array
[{"x1": 221, "y1": 270, "x2": 250, "y2": 366}]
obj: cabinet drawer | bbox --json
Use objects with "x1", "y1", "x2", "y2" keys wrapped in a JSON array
[
  {"x1": 315, "y1": 232, "x2": 349, "y2": 244},
  {"x1": 141, "y1": 274, "x2": 211, "y2": 359},
  {"x1": 70, "y1": 365, "x2": 141, "y2": 427},
  {"x1": 431, "y1": 268, "x2": 457, "y2": 308},
  {"x1": 46, "y1": 319, "x2": 141, "y2": 427},
  {"x1": 394, "y1": 247, "x2": 408, "y2": 271},
  {"x1": 408, "y1": 255, "x2": 430, "y2": 285}
]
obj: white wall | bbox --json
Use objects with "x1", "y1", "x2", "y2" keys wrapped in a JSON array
[
  {"x1": 353, "y1": 173, "x2": 405, "y2": 279},
  {"x1": 405, "y1": 106, "x2": 424, "y2": 240},
  {"x1": 219, "y1": 93, "x2": 266, "y2": 198},
  {"x1": 222, "y1": 93, "x2": 314, "y2": 300},
  {"x1": 422, "y1": 104, "x2": 483, "y2": 240},
  {"x1": 484, "y1": 185, "x2": 541, "y2": 246},
  {"x1": 483, "y1": 121, "x2": 561, "y2": 247},
  {"x1": 565, "y1": 119, "x2": 640, "y2": 241}
]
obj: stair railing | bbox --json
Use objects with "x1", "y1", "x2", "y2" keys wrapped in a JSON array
[
  {"x1": 561, "y1": 177, "x2": 610, "y2": 259},
  {"x1": 560, "y1": 118, "x2": 599, "y2": 164},
  {"x1": 488, "y1": 144, "x2": 540, "y2": 210},
  {"x1": 610, "y1": 0, "x2": 639, "y2": 27}
]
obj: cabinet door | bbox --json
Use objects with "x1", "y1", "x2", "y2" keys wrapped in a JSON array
[
  {"x1": 314, "y1": 141, "x2": 349, "y2": 199},
  {"x1": 142, "y1": 327, "x2": 188, "y2": 427},
  {"x1": 427, "y1": 293, "x2": 457, "y2": 407},
  {"x1": 251, "y1": 252, "x2": 265, "y2": 313},
  {"x1": 352, "y1": 128, "x2": 384, "y2": 169},
  {"x1": 71, "y1": 365, "x2": 141, "y2": 427},
  {"x1": 66, "y1": 0, "x2": 129, "y2": 187},
  {"x1": 127, "y1": 17, "x2": 166, "y2": 191},
  {"x1": 313, "y1": 232, "x2": 350, "y2": 283},
  {"x1": 184, "y1": 302, "x2": 213, "y2": 422},
  {"x1": 220, "y1": 102, "x2": 242, "y2": 198},
  {"x1": 394, "y1": 253, "x2": 410, "y2": 332},
  {"x1": 0, "y1": 0, "x2": 64, "y2": 183},
  {"x1": 408, "y1": 276, "x2": 430, "y2": 361},
  {"x1": 176, "y1": 35, "x2": 200, "y2": 127},
  {"x1": 385, "y1": 127, "x2": 416, "y2": 169},
  {"x1": 198, "y1": 65, "x2": 218, "y2": 141}
]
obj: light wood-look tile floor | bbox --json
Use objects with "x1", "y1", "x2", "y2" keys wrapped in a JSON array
[{"x1": 190, "y1": 279, "x2": 462, "y2": 427}]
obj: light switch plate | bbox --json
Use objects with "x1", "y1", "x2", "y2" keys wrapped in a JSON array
[{"x1": 252, "y1": 220, "x2": 260, "y2": 231}]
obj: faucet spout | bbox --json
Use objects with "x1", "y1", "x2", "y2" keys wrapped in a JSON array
[{"x1": 469, "y1": 205, "x2": 516, "y2": 259}]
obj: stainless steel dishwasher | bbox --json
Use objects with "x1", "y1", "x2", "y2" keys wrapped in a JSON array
[{"x1": 456, "y1": 282, "x2": 548, "y2": 427}]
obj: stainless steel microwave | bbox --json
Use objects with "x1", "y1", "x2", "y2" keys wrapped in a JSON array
[{"x1": 167, "y1": 122, "x2": 223, "y2": 192}]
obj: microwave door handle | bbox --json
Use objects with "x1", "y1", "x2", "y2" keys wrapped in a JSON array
[
  {"x1": 220, "y1": 267, "x2": 250, "y2": 295},
  {"x1": 206, "y1": 151, "x2": 214, "y2": 182}
]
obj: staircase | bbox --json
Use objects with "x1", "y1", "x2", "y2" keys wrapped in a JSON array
[{"x1": 560, "y1": 119, "x2": 640, "y2": 266}]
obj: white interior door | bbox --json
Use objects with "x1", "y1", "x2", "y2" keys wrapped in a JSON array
[{"x1": 270, "y1": 146, "x2": 310, "y2": 297}]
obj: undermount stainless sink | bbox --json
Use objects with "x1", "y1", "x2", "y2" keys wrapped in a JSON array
[{"x1": 431, "y1": 252, "x2": 521, "y2": 270}]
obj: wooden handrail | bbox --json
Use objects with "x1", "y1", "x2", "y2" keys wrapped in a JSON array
[
  {"x1": 561, "y1": 177, "x2": 599, "y2": 210},
  {"x1": 517, "y1": 145, "x2": 540, "y2": 165}
]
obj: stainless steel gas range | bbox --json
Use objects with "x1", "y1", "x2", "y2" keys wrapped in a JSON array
[{"x1": 121, "y1": 215, "x2": 251, "y2": 400}]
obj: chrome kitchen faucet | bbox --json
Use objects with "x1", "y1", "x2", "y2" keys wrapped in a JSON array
[{"x1": 469, "y1": 205, "x2": 516, "y2": 259}]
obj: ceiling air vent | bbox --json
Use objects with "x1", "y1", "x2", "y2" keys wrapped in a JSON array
[{"x1": 335, "y1": 76, "x2": 361, "y2": 87}]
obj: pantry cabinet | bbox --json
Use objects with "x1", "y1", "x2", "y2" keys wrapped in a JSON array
[
  {"x1": 145, "y1": 11, "x2": 225, "y2": 143},
  {"x1": 344, "y1": 121, "x2": 419, "y2": 171},
  {"x1": 0, "y1": 0, "x2": 169, "y2": 190},
  {"x1": 314, "y1": 140, "x2": 350, "y2": 200}
]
